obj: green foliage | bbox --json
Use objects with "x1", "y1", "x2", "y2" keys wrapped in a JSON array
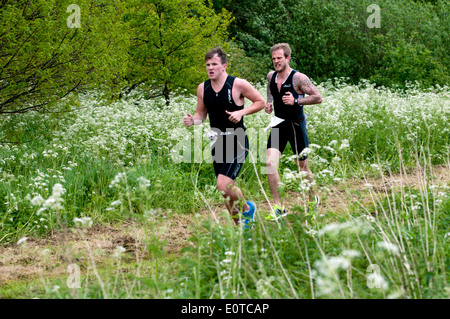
[
  {"x1": 1, "y1": 0, "x2": 449, "y2": 299},
  {"x1": 0, "y1": 83, "x2": 449, "y2": 298},
  {"x1": 1, "y1": 0, "x2": 448, "y2": 116},
  {"x1": 176, "y1": 180, "x2": 449, "y2": 299},
  {"x1": 0, "y1": 0, "x2": 130, "y2": 114},
  {"x1": 371, "y1": 38, "x2": 450, "y2": 88},
  {"x1": 211, "y1": 0, "x2": 450, "y2": 88},
  {"x1": 1, "y1": 82, "x2": 448, "y2": 244},
  {"x1": 123, "y1": 0, "x2": 233, "y2": 104},
  {"x1": 226, "y1": 42, "x2": 267, "y2": 83}
]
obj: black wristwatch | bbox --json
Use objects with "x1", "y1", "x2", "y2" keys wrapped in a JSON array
[{"x1": 294, "y1": 98, "x2": 298, "y2": 105}]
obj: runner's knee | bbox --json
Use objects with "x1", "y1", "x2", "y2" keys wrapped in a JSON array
[
  {"x1": 266, "y1": 157, "x2": 279, "y2": 175},
  {"x1": 217, "y1": 178, "x2": 234, "y2": 195},
  {"x1": 266, "y1": 149, "x2": 281, "y2": 174}
]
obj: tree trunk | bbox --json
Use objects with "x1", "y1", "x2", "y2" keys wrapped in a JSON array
[{"x1": 163, "y1": 82, "x2": 170, "y2": 107}]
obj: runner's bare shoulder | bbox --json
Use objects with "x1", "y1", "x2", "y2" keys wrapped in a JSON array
[{"x1": 267, "y1": 71, "x2": 275, "y2": 81}]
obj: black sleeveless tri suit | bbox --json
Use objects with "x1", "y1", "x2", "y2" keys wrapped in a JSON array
[
  {"x1": 203, "y1": 75, "x2": 249, "y2": 179},
  {"x1": 267, "y1": 70, "x2": 309, "y2": 159}
]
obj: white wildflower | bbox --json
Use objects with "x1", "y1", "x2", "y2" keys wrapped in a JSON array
[
  {"x1": 31, "y1": 195, "x2": 45, "y2": 206},
  {"x1": 339, "y1": 139, "x2": 350, "y2": 150},
  {"x1": 323, "y1": 145, "x2": 335, "y2": 153},
  {"x1": 367, "y1": 272, "x2": 389, "y2": 290},
  {"x1": 326, "y1": 256, "x2": 350, "y2": 272},
  {"x1": 109, "y1": 172, "x2": 126, "y2": 188},
  {"x1": 318, "y1": 220, "x2": 364, "y2": 237},
  {"x1": 305, "y1": 228, "x2": 318, "y2": 237},
  {"x1": 314, "y1": 256, "x2": 350, "y2": 297},
  {"x1": 73, "y1": 217, "x2": 93, "y2": 228},
  {"x1": 370, "y1": 164, "x2": 381, "y2": 170},
  {"x1": 377, "y1": 241, "x2": 400, "y2": 256},
  {"x1": 110, "y1": 200, "x2": 122, "y2": 207},
  {"x1": 388, "y1": 289, "x2": 405, "y2": 299},
  {"x1": 315, "y1": 256, "x2": 350, "y2": 274},
  {"x1": 329, "y1": 140, "x2": 338, "y2": 146},
  {"x1": 315, "y1": 276, "x2": 337, "y2": 297},
  {"x1": 220, "y1": 259, "x2": 232, "y2": 265},
  {"x1": 52, "y1": 183, "x2": 65, "y2": 197},
  {"x1": 299, "y1": 147, "x2": 312, "y2": 157},
  {"x1": 320, "y1": 169, "x2": 334, "y2": 175},
  {"x1": 113, "y1": 246, "x2": 126, "y2": 259},
  {"x1": 137, "y1": 176, "x2": 151, "y2": 189},
  {"x1": 17, "y1": 237, "x2": 28, "y2": 246},
  {"x1": 332, "y1": 156, "x2": 341, "y2": 162},
  {"x1": 342, "y1": 249, "x2": 361, "y2": 259},
  {"x1": 36, "y1": 183, "x2": 66, "y2": 213}
]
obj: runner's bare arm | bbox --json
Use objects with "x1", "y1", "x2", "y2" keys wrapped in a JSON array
[
  {"x1": 266, "y1": 71, "x2": 275, "y2": 104},
  {"x1": 237, "y1": 79, "x2": 265, "y2": 116},
  {"x1": 184, "y1": 83, "x2": 207, "y2": 127},
  {"x1": 265, "y1": 71, "x2": 274, "y2": 114},
  {"x1": 226, "y1": 79, "x2": 265, "y2": 124},
  {"x1": 293, "y1": 73, "x2": 322, "y2": 105}
]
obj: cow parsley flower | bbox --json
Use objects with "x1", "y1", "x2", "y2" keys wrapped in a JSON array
[
  {"x1": 17, "y1": 237, "x2": 28, "y2": 246},
  {"x1": 377, "y1": 241, "x2": 400, "y2": 256},
  {"x1": 31, "y1": 195, "x2": 45, "y2": 206},
  {"x1": 339, "y1": 139, "x2": 350, "y2": 150},
  {"x1": 73, "y1": 217, "x2": 93, "y2": 228},
  {"x1": 113, "y1": 246, "x2": 126, "y2": 259}
]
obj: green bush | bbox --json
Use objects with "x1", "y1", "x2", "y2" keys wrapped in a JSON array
[
  {"x1": 371, "y1": 39, "x2": 450, "y2": 88},
  {"x1": 211, "y1": 0, "x2": 450, "y2": 87}
]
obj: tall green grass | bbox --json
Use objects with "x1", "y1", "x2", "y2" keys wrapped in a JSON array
[
  {"x1": 0, "y1": 81, "x2": 448, "y2": 298},
  {"x1": 23, "y1": 152, "x2": 449, "y2": 299}
]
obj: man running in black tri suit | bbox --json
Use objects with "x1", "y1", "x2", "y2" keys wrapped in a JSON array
[
  {"x1": 183, "y1": 47, "x2": 265, "y2": 230},
  {"x1": 265, "y1": 43, "x2": 323, "y2": 220}
]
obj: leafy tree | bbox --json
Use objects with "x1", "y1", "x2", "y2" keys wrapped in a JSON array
[
  {"x1": 225, "y1": 42, "x2": 267, "y2": 83},
  {"x1": 371, "y1": 39, "x2": 450, "y2": 88},
  {"x1": 123, "y1": 0, "x2": 232, "y2": 106},
  {"x1": 0, "y1": 0, "x2": 130, "y2": 114},
  {"x1": 210, "y1": 0, "x2": 450, "y2": 87}
]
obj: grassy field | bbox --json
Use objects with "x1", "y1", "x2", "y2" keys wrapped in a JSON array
[{"x1": 0, "y1": 79, "x2": 449, "y2": 299}]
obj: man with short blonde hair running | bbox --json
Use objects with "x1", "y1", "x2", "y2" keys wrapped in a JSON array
[{"x1": 265, "y1": 43, "x2": 322, "y2": 220}]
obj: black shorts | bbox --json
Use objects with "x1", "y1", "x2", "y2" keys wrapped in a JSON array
[
  {"x1": 267, "y1": 119, "x2": 309, "y2": 160},
  {"x1": 212, "y1": 132, "x2": 249, "y2": 180}
]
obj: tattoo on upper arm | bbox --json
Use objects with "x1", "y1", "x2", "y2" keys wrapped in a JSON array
[
  {"x1": 294, "y1": 74, "x2": 315, "y2": 94},
  {"x1": 267, "y1": 83, "x2": 273, "y2": 103},
  {"x1": 267, "y1": 72, "x2": 274, "y2": 103}
]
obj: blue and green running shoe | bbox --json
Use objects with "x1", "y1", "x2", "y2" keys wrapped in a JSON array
[
  {"x1": 241, "y1": 201, "x2": 256, "y2": 230},
  {"x1": 265, "y1": 204, "x2": 287, "y2": 221}
]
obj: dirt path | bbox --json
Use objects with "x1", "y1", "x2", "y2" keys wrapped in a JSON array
[{"x1": 1, "y1": 165, "x2": 448, "y2": 288}]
